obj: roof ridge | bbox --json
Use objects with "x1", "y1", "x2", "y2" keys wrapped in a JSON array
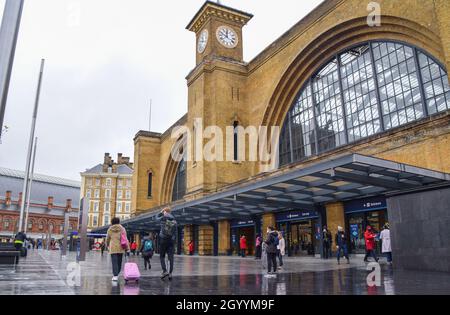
[{"x1": 0, "y1": 166, "x2": 81, "y2": 188}]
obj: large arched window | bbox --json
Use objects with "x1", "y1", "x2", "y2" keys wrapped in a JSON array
[
  {"x1": 172, "y1": 158, "x2": 187, "y2": 202},
  {"x1": 280, "y1": 41, "x2": 450, "y2": 166}
]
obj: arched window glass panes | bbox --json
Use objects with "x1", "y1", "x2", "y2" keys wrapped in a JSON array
[
  {"x1": 418, "y1": 52, "x2": 450, "y2": 114},
  {"x1": 280, "y1": 41, "x2": 450, "y2": 166},
  {"x1": 341, "y1": 44, "x2": 381, "y2": 141},
  {"x1": 313, "y1": 57, "x2": 347, "y2": 152},
  {"x1": 373, "y1": 42, "x2": 424, "y2": 129},
  {"x1": 172, "y1": 159, "x2": 187, "y2": 202}
]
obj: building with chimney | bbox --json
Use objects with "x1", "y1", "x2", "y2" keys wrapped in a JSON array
[
  {"x1": 0, "y1": 167, "x2": 80, "y2": 241},
  {"x1": 80, "y1": 153, "x2": 133, "y2": 231}
]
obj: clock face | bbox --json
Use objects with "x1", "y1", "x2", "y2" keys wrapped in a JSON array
[
  {"x1": 197, "y1": 29, "x2": 208, "y2": 54},
  {"x1": 216, "y1": 26, "x2": 238, "y2": 48}
]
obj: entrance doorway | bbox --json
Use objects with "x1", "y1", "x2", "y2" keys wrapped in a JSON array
[
  {"x1": 231, "y1": 226, "x2": 255, "y2": 256},
  {"x1": 278, "y1": 219, "x2": 319, "y2": 257},
  {"x1": 346, "y1": 209, "x2": 388, "y2": 254}
]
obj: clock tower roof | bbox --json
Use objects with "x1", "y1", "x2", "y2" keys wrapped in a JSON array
[{"x1": 186, "y1": 1, "x2": 253, "y2": 33}]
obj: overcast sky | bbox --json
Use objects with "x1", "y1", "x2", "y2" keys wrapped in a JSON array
[{"x1": 0, "y1": 0, "x2": 323, "y2": 181}]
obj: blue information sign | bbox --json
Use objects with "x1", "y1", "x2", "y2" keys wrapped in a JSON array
[
  {"x1": 350, "y1": 224, "x2": 359, "y2": 239},
  {"x1": 230, "y1": 219, "x2": 255, "y2": 228},
  {"x1": 276, "y1": 210, "x2": 319, "y2": 222},
  {"x1": 344, "y1": 196, "x2": 387, "y2": 214}
]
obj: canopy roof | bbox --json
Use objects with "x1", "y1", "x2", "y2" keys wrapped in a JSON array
[{"x1": 92, "y1": 154, "x2": 450, "y2": 234}]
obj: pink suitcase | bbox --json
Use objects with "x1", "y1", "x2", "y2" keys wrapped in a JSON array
[{"x1": 124, "y1": 262, "x2": 141, "y2": 283}]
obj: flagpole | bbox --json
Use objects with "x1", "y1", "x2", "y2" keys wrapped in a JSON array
[
  {"x1": 149, "y1": 99, "x2": 152, "y2": 131},
  {"x1": 24, "y1": 136, "x2": 38, "y2": 234},
  {"x1": 19, "y1": 59, "x2": 45, "y2": 233}
]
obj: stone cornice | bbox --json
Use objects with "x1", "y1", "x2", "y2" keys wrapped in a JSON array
[{"x1": 186, "y1": 1, "x2": 253, "y2": 33}]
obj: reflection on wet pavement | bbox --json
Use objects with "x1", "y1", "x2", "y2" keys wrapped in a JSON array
[{"x1": 1, "y1": 250, "x2": 450, "y2": 295}]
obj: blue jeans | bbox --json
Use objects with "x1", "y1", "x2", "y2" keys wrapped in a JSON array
[{"x1": 336, "y1": 244, "x2": 349, "y2": 262}]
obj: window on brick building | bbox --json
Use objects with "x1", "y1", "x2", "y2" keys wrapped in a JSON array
[
  {"x1": 94, "y1": 189, "x2": 100, "y2": 199},
  {"x1": 105, "y1": 189, "x2": 111, "y2": 199},
  {"x1": 106, "y1": 178, "x2": 112, "y2": 186},
  {"x1": 117, "y1": 190, "x2": 123, "y2": 199},
  {"x1": 117, "y1": 202, "x2": 122, "y2": 213},
  {"x1": 233, "y1": 121, "x2": 239, "y2": 161}
]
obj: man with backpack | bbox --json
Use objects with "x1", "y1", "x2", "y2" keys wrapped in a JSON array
[
  {"x1": 156, "y1": 206, "x2": 177, "y2": 280},
  {"x1": 140, "y1": 234, "x2": 154, "y2": 270},
  {"x1": 264, "y1": 226, "x2": 279, "y2": 276}
]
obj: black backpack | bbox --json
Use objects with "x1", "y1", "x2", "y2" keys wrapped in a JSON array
[{"x1": 163, "y1": 219, "x2": 177, "y2": 238}]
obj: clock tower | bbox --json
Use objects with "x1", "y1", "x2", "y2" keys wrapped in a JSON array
[{"x1": 186, "y1": 1, "x2": 253, "y2": 65}]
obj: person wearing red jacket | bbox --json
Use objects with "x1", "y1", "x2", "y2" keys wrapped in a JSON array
[
  {"x1": 364, "y1": 226, "x2": 379, "y2": 263},
  {"x1": 188, "y1": 240, "x2": 194, "y2": 255},
  {"x1": 240, "y1": 235, "x2": 247, "y2": 258}
]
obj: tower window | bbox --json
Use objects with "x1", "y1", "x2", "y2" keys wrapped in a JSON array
[
  {"x1": 233, "y1": 121, "x2": 239, "y2": 161},
  {"x1": 148, "y1": 172, "x2": 153, "y2": 198}
]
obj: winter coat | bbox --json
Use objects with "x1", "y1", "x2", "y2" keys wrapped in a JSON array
[
  {"x1": 278, "y1": 238, "x2": 286, "y2": 256},
  {"x1": 379, "y1": 229, "x2": 392, "y2": 253},
  {"x1": 265, "y1": 231, "x2": 279, "y2": 254},
  {"x1": 188, "y1": 242, "x2": 194, "y2": 253},
  {"x1": 364, "y1": 230, "x2": 377, "y2": 251},
  {"x1": 335, "y1": 231, "x2": 348, "y2": 247},
  {"x1": 240, "y1": 237, "x2": 247, "y2": 250},
  {"x1": 323, "y1": 230, "x2": 332, "y2": 244},
  {"x1": 106, "y1": 224, "x2": 129, "y2": 254}
]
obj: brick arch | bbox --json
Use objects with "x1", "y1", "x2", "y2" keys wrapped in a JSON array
[{"x1": 261, "y1": 16, "x2": 444, "y2": 131}]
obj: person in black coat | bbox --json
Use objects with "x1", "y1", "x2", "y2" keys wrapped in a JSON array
[
  {"x1": 264, "y1": 227, "x2": 279, "y2": 275},
  {"x1": 322, "y1": 226, "x2": 332, "y2": 259}
]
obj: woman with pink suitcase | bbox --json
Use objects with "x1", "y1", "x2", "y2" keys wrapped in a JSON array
[{"x1": 106, "y1": 217, "x2": 131, "y2": 282}]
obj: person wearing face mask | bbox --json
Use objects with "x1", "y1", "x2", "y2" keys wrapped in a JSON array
[
  {"x1": 364, "y1": 225, "x2": 379, "y2": 263},
  {"x1": 322, "y1": 226, "x2": 332, "y2": 259}
]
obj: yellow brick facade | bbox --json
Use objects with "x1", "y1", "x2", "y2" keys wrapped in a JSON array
[{"x1": 130, "y1": 0, "x2": 450, "y2": 255}]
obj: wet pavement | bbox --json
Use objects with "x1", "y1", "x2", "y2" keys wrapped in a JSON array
[{"x1": 1, "y1": 250, "x2": 450, "y2": 295}]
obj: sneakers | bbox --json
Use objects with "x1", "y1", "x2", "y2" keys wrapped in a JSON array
[
  {"x1": 112, "y1": 276, "x2": 119, "y2": 282},
  {"x1": 161, "y1": 271, "x2": 169, "y2": 279}
]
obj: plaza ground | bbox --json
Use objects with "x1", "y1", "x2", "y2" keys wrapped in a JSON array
[{"x1": 1, "y1": 250, "x2": 450, "y2": 295}]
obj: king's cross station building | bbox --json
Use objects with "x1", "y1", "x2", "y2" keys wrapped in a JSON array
[{"x1": 93, "y1": 0, "x2": 450, "y2": 273}]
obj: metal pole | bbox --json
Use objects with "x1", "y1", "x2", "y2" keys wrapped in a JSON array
[
  {"x1": 61, "y1": 210, "x2": 69, "y2": 257},
  {"x1": 78, "y1": 197, "x2": 90, "y2": 261},
  {"x1": 19, "y1": 59, "x2": 45, "y2": 233},
  {"x1": 24, "y1": 136, "x2": 37, "y2": 234},
  {"x1": 0, "y1": 0, "x2": 24, "y2": 139}
]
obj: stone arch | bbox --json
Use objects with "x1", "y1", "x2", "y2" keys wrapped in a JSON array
[{"x1": 261, "y1": 16, "x2": 445, "y2": 130}]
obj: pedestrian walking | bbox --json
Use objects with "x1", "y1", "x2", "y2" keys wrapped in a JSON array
[
  {"x1": 363, "y1": 225, "x2": 379, "y2": 263},
  {"x1": 277, "y1": 233, "x2": 285, "y2": 269},
  {"x1": 335, "y1": 226, "x2": 350, "y2": 265},
  {"x1": 130, "y1": 241, "x2": 137, "y2": 256},
  {"x1": 106, "y1": 217, "x2": 130, "y2": 282},
  {"x1": 188, "y1": 240, "x2": 194, "y2": 255},
  {"x1": 240, "y1": 235, "x2": 247, "y2": 258},
  {"x1": 264, "y1": 226, "x2": 279, "y2": 275},
  {"x1": 255, "y1": 234, "x2": 262, "y2": 259},
  {"x1": 322, "y1": 226, "x2": 332, "y2": 259},
  {"x1": 140, "y1": 234, "x2": 154, "y2": 270},
  {"x1": 100, "y1": 241, "x2": 106, "y2": 256},
  {"x1": 379, "y1": 223, "x2": 392, "y2": 265},
  {"x1": 156, "y1": 207, "x2": 177, "y2": 280}
]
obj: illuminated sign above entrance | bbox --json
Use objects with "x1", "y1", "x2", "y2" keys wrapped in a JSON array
[
  {"x1": 276, "y1": 210, "x2": 319, "y2": 222},
  {"x1": 344, "y1": 196, "x2": 387, "y2": 214}
]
